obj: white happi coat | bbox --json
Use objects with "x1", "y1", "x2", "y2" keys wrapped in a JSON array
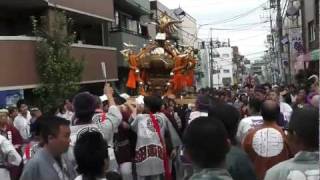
[
  {"x1": 130, "y1": 112, "x2": 181, "y2": 176},
  {"x1": 0, "y1": 135, "x2": 22, "y2": 180},
  {"x1": 13, "y1": 112, "x2": 31, "y2": 141},
  {"x1": 68, "y1": 105, "x2": 122, "y2": 171}
]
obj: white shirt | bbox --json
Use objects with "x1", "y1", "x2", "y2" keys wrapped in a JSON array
[
  {"x1": 13, "y1": 112, "x2": 31, "y2": 141},
  {"x1": 56, "y1": 110, "x2": 74, "y2": 122},
  {"x1": 237, "y1": 115, "x2": 263, "y2": 143},
  {"x1": 188, "y1": 111, "x2": 208, "y2": 124},
  {"x1": 280, "y1": 102, "x2": 293, "y2": 123},
  {"x1": 0, "y1": 135, "x2": 22, "y2": 180}
]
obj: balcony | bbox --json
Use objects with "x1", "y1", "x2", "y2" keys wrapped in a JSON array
[
  {"x1": 47, "y1": 0, "x2": 114, "y2": 21},
  {"x1": 0, "y1": 0, "x2": 47, "y2": 9},
  {"x1": 0, "y1": 0, "x2": 114, "y2": 21},
  {"x1": 71, "y1": 43, "x2": 118, "y2": 83},
  {"x1": 110, "y1": 26, "x2": 149, "y2": 39},
  {"x1": 115, "y1": 0, "x2": 150, "y2": 17},
  {"x1": 110, "y1": 27, "x2": 149, "y2": 67},
  {"x1": 0, "y1": 36, "x2": 117, "y2": 90}
]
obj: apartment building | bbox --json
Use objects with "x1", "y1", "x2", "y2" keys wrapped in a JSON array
[
  {"x1": 110, "y1": 0, "x2": 155, "y2": 92},
  {"x1": 0, "y1": 0, "x2": 117, "y2": 106}
]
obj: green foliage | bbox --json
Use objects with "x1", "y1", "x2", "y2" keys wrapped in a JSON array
[{"x1": 32, "y1": 10, "x2": 83, "y2": 113}]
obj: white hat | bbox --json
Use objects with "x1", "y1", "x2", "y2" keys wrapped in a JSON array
[
  {"x1": 136, "y1": 95, "x2": 144, "y2": 105},
  {"x1": 0, "y1": 109, "x2": 8, "y2": 114},
  {"x1": 120, "y1": 93, "x2": 130, "y2": 100},
  {"x1": 99, "y1": 95, "x2": 108, "y2": 102}
]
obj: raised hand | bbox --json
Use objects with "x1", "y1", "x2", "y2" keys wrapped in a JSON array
[{"x1": 104, "y1": 83, "x2": 114, "y2": 96}]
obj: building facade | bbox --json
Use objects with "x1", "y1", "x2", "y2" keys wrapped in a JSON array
[
  {"x1": 270, "y1": 0, "x2": 319, "y2": 84},
  {"x1": 110, "y1": 0, "x2": 154, "y2": 92},
  {"x1": 150, "y1": 1, "x2": 198, "y2": 48},
  {"x1": 150, "y1": 0, "x2": 180, "y2": 42},
  {"x1": 211, "y1": 47, "x2": 234, "y2": 88},
  {"x1": 231, "y1": 46, "x2": 247, "y2": 86},
  {"x1": 196, "y1": 47, "x2": 210, "y2": 89},
  {"x1": 0, "y1": 0, "x2": 118, "y2": 106},
  {"x1": 300, "y1": 0, "x2": 319, "y2": 75},
  {"x1": 171, "y1": 8, "x2": 198, "y2": 47},
  {"x1": 0, "y1": 0, "x2": 201, "y2": 106},
  {"x1": 250, "y1": 60, "x2": 269, "y2": 84}
]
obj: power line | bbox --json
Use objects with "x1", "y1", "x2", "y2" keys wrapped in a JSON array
[
  {"x1": 201, "y1": 21, "x2": 269, "y2": 30},
  {"x1": 197, "y1": 27, "x2": 268, "y2": 38},
  {"x1": 179, "y1": 22, "x2": 266, "y2": 36},
  {"x1": 195, "y1": 21, "x2": 268, "y2": 29},
  {"x1": 222, "y1": 21, "x2": 269, "y2": 27},
  {"x1": 177, "y1": 0, "x2": 225, "y2": 8},
  {"x1": 200, "y1": 1, "x2": 268, "y2": 26},
  {"x1": 243, "y1": 51, "x2": 266, "y2": 56},
  {"x1": 182, "y1": 23, "x2": 268, "y2": 43},
  {"x1": 199, "y1": 22, "x2": 270, "y2": 34},
  {"x1": 232, "y1": 33, "x2": 267, "y2": 42},
  {"x1": 200, "y1": 27, "x2": 268, "y2": 32}
]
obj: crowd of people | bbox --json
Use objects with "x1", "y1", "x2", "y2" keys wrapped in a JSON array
[{"x1": 0, "y1": 75, "x2": 318, "y2": 180}]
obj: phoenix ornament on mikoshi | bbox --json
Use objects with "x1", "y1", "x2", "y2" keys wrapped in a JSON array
[{"x1": 158, "y1": 12, "x2": 182, "y2": 35}]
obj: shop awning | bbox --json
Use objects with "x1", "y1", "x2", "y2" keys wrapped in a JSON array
[
  {"x1": 311, "y1": 49, "x2": 320, "y2": 61},
  {"x1": 296, "y1": 49, "x2": 319, "y2": 62}
]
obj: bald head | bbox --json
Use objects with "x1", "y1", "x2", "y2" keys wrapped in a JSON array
[{"x1": 261, "y1": 100, "x2": 280, "y2": 122}]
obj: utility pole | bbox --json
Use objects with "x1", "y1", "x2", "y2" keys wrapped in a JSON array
[
  {"x1": 287, "y1": 35, "x2": 292, "y2": 84},
  {"x1": 276, "y1": 0, "x2": 287, "y2": 84},
  {"x1": 209, "y1": 28, "x2": 214, "y2": 88},
  {"x1": 217, "y1": 65, "x2": 220, "y2": 87},
  {"x1": 268, "y1": 1, "x2": 277, "y2": 84}
]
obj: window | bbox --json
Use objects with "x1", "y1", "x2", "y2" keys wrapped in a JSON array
[
  {"x1": 308, "y1": 21, "x2": 316, "y2": 42},
  {"x1": 127, "y1": 19, "x2": 138, "y2": 32},
  {"x1": 140, "y1": 25, "x2": 149, "y2": 37},
  {"x1": 120, "y1": 14, "x2": 127, "y2": 29},
  {"x1": 0, "y1": 14, "x2": 34, "y2": 36},
  {"x1": 72, "y1": 20, "x2": 103, "y2": 46},
  {"x1": 110, "y1": 10, "x2": 149, "y2": 37},
  {"x1": 223, "y1": 69, "x2": 230, "y2": 73}
]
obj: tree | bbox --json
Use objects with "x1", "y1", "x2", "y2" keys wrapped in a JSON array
[{"x1": 32, "y1": 10, "x2": 83, "y2": 113}]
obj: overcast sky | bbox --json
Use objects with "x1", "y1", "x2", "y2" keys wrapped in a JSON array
[{"x1": 158, "y1": 0, "x2": 270, "y2": 61}]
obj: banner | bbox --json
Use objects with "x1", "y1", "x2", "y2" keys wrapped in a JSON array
[
  {"x1": 0, "y1": 90, "x2": 24, "y2": 108},
  {"x1": 288, "y1": 27, "x2": 304, "y2": 56}
]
